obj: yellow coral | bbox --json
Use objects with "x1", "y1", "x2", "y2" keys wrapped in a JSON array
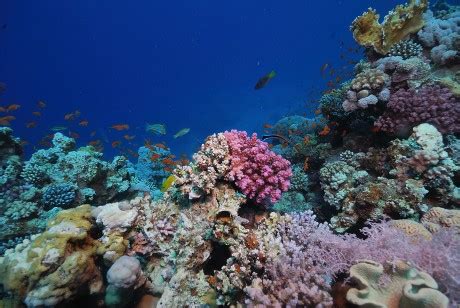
[{"x1": 351, "y1": 0, "x2": 428, "y2": 54}]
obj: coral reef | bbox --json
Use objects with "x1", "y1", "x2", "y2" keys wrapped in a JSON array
[
  {"x1": 374, "y1": 85, "x2": 460, "y2": 134},
  {"x1": 418, "y1": 10, "x2": 460, "y2": 66},
  {"x1": 387, "y1": 39, "x2": 423, "y2": 59},
  {"x1": 351, "y1": 0, "x2": 428, "y2": 54},
  {"x1": 346, "y1": 260, "x2": 449, "y2": 307}
]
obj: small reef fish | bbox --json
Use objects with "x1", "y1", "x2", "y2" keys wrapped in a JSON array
[
  {"x1": 263, "y1": 123, "x2": 272, "y2": 129},
  {"x1": 320, "y1": 63, "x2": 329, "y2": 75},
  {"x1": 150, "y1": 153, "x2": 161, "y2": 161},
  {"x1": 64, "y1": 113, "x2": 75, "y2": 121},
  {"x1": 32, "y1": 111, "x2": 41, "y2": 117},
  {"x1": 0, "y1": 116, "x2": 16, "y2": 125},
  {"x1": 6, "y1": 104, "x2": 21, "y2": 112},
  {"x1": 69, "y1": 131, "x2": 80, "y2": 139},
  {"x1": 79, "y1": 120, "x2": 89, "y2": 126},
  {"x1": 0, "y1": 82, "x2": 6, "y2": 93},
  {"x1": 146, "y1": 123, "x2": 166, "y2": 135},
  {"x1": 110, "y1": 124, "x2": 130, "y2": 131},
  {"x1": 261, "y1": 134, "x2": 290, "y2": 144},
  {"x1": 111, "y1": 141, "x2": 122, "y2": 148},
  {"x1": 89, "y1": 140, "x2": 101, "y2": 147},
  {"x1": 0, "y1": 106, "x2": 6, "y2": 112},
  {"x1": 162, "y1": 157, "x2": 176, "y2": 166},
  {"x1": 37, "y1": 100, "x2": 47, "y2": 108},
  {"x1": 173, "y1": 128, "x2": 190, "y2": 139},
  {"x1": 161, "y1": 175, "x2": 176, "y2": 192},
  {"x1": 123, "y1": 134, "x2": 136, "y2": 141},
  {"x1": 26, "y1": 121, "x2": 37, "y2": 128},
  {"x1": 254, "y1": 70, "x2": 276, "y2": 90},
  {"x1": 90, "y1": 131, "x2": 97, "y2": 137},
  {"x1": 318, "y1": 125, "x2": 331, "y2": 136},
  {"x1": 50, "y1": 126, "x2": 67, "y2": 132}
]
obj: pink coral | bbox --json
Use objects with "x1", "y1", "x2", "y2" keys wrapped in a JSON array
[
  {"x1": 374, "y1": 85, "x2": 460, "y2": 134},
  {"x1": 223, "y1": 130, "x2": 291, "y2": 204}
]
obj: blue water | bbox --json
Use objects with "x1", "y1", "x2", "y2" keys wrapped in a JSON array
[{"x1": 0, "y1": 0, "x2": 401, "y2": 158}]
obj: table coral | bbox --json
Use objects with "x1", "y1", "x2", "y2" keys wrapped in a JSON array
[
  {"x1": 346, "y1": 260, "x2": 449, "y2": 308},
  {"x1": 351, "y1": 0, "x2": 428, "y2": 54}
]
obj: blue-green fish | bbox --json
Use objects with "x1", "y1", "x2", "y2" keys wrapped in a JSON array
[
  {"x1": 254, "y1": 70, "x2": 276, "y2": 90},
  {"x1": 146, "y1": 123, "x2": 166, "y2": 135},
  {"x1": 50, "y1": 126, "x2": 67, "y2": 132},
  {"x1": 173, "y1": 128, "x2": 190, "y2": 139}
]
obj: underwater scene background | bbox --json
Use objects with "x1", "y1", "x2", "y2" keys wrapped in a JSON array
[{"x1": 0, "y1": 0, "x2": 459, "y2": 307}]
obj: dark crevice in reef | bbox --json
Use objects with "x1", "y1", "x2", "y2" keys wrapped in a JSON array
[{"x1": 203, "y1": 242, "x2": 232, "y2": 275}]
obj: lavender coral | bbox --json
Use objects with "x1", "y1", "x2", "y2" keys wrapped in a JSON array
[
  {"x1": 374, "y1": 85, "x2": 460, "y2": 134},
  {"x1": 223, "y1": 130, "x2": 292, "y2": 204}
]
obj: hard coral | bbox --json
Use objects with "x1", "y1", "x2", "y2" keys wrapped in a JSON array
[
  {"x1": 387, "y1": 39, "x2": 423, "y2": 59},
  {"x1": 374, "y1": 85, "x2": 460, "y2": 134},
  {"x1": 223, "y1": 130, "x2": 291, "y2": 204},
  {"x1": 351, "y1": 0, "x2": 428, "y2": 54}
]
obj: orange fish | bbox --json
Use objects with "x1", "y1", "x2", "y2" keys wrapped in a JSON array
[
  {"x1": 314, "y1": 109, "x2": 322, "y2": 115},
  {"x1": 20, "y1": 140, "x2": 29, "y2": 147},
  {"x1": 37, "y1": 101, "x2": 46, "y2": 108},
  {"x1": 64, "y1": 113, "x2": 75, "y2": 121},
  {"x1": 155, "y1": 143, "x2": 167, "y2": 150},
  {"x1": 26, "y1": 121, "x2": 37, "y2": 128},
  {"x1": 318, "y1": 125, "x2": 331, "y2": 136},
  {"x1": 110, "y1": 124, "x2": 129, "y2": 131},
  {"x1": 311, "y1": 123, "x2": 317, "y2": 129},
  {"x1": 371, "y1": 126, "x2": 380, "y2": 133},
  {"x1": 127, "y1": 149, "x2": 139, "y2": 158},
  {"x1": 123, "y1": 134, "x2": 136, "y2": 141},
  {"x1": 32, "y1": 111, "x2": 41, "y2": 117},
  {"x1": 150, "y1": 153, "x2": 161, "y2": 161},
  {"x1": 69, "y1": 131, "x2": 80, "y2": 139},
  {"x1": 303, "y1": 157, "x2": 310, "y2": 171},
  {"x1": 162, "y1": 158, "x2": 175, "y2": 166},
  {"x1": 0, "y1": 106, "x2": 6, "y2": 112},
  {"x1": 79, "y1": 120, "x2": 89, "y2": 126},
  {"x1": 6, "y1": 104, "x2": 20, "y2": 112},
  {"x1": 112, "y1": 141, "x2": 122, "y2": 148},
  {"x1": 0, "y1": 116, "x2": 16, "y2": 125},
  {"x1": 263, "y1": 123, "x2": 272, "y2": 129},
  {"x1": 89, "y1": 140, "x2": 101, "y2": 146}
]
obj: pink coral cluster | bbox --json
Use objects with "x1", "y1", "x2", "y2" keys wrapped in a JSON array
[
  {"x1": 374, "y1": 85, "x2": 460, "y2": 134},
  {"x1": 223, "y1": 130, "x2": 291, "y2": 204}
]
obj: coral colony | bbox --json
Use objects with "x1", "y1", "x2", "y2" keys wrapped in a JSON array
[{"x1": 1, "y1": 1, "x2": 460, "y2": 307}]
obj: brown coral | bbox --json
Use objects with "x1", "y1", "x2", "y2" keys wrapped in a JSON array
[{"x1": 350, "y1": 0, "x2": 428, "y2": 54}]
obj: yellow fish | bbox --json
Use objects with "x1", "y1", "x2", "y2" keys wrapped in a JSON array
[{"x1": 161, "y1": 175, "x2": 176, "y2": 192}]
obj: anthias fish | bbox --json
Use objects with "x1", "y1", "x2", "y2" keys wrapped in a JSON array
[{"x1": 254, "y1": 70, "x2": 276, "y2": 90}]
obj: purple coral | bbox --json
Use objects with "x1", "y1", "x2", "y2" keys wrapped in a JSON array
[
  {"x1": 223, "y1": 130, "x2": 291, "y2": 204},
  {"x1": 374, "y1": 85, "x2": 460, "y2": 134}
]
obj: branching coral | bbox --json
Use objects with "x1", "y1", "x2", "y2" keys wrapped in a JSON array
[
  {"x1": 350, "y1": 0, "x2": 428, "y2": 54},
  {"x1": 374, "y1": 85, "x2": 460, "y2": 134},
  {"x1": 224, "y1": 130, "x2": 292, "y2": 204}
]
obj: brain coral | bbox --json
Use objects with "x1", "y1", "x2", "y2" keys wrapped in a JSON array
[{"x1": 374, "y1": 85, "x2": 460, "y2": 134}]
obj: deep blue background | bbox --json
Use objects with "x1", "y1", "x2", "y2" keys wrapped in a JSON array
[{"x1": 0, "y1": 0, "x2": 401, "y2": 158}]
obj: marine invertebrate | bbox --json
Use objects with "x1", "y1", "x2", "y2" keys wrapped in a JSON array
[
  {"x1": 224, "y1": 130, "x2": 291, "y2": 204},
  {"x1": 374, "y1": 85, "x2": 460, "y2": 134},
  {"x1": 346, "y1": 260, "x2": 449, "y2": 308},
  {"x1": 0, "y1": 205, "x2": 104, "y2": 306},
  {"x1": 418, "y1": 10, "x2": 460, "y2": 65},
  {"x1": 174, "y1": 132, "x2": 230, "y2": 199},
  {"x1": 42, "y1": 183, "x2": 76, "y2": 209},
  {"x1": 350, "y1": 0, "x2": 428, "y2": 54},
  {"x1": 342, "y1": 68, "x2": 390, "y2": 112},
  {"x1": 374, "y1": 56, "x2": 431, "y2": 88},
  {"x1": 421, "y1": 207, "x2": 460, "y2": 232},
  {"x1": 319, "y1": 82, "x2": 351, "y2": 121},
  {"x1": 387, "y1": 39, "x2": 423, "y2": 59},
  {"x1": 4, "y1": 200, "x2": 39, "y2": 221}
]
